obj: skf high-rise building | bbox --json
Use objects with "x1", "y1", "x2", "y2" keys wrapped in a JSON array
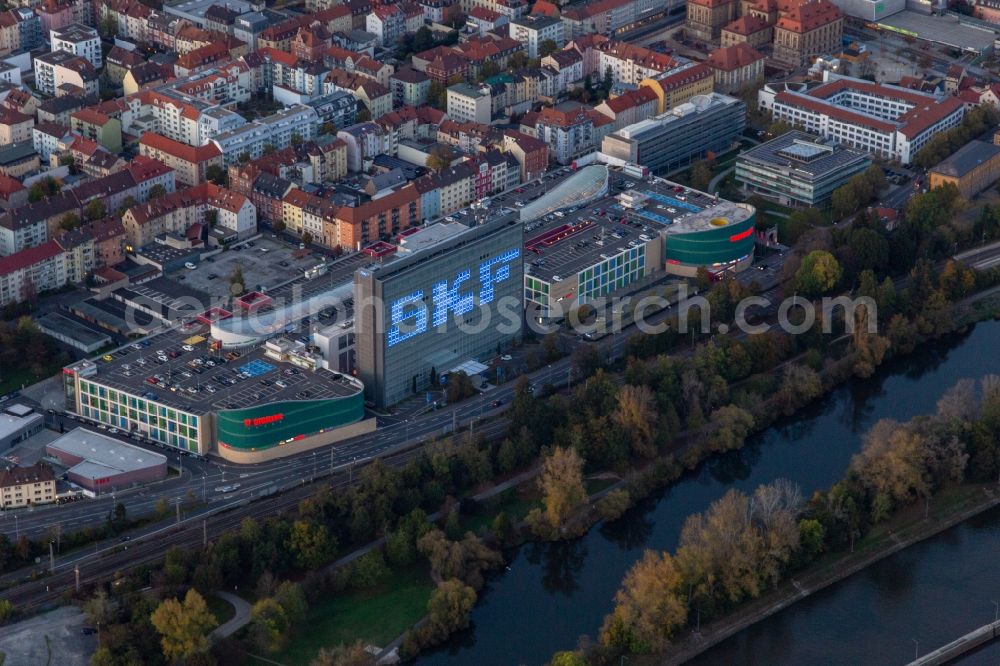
[{"x1": 355, "y1": 219, "x2": 523, "y2": 408}]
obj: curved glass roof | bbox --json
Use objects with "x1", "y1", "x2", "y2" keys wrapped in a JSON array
[{"x1": 519, "y1": 164, "x2": 609, "y2": 223}]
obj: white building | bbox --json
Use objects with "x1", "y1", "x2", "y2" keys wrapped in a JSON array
[
  {"x1": 210, "y1": 105, "x2": 318, "y2": 165},
  {"x1": 509, "y1": 15, "x2": 564, "y2": 58},
  {"x1": 0, "y1": 240, "x2": 67, "y2": 307},
  {"x1": 759, "y1": 73, "x2": 966, "y2": 165},
  {"x1": 50, "y1": 23, "x2": 102, "y2": 69},
  {"x1": 447, "y1": 82, "x2": 493, "y2": 124}
]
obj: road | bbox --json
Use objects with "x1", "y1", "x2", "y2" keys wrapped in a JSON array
[{"x1": 211, "y1": 592, "x2": 252, "y2": 640}]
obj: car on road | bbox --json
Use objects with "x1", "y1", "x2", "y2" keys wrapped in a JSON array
[
  {"x1": 215, "y1": 483, "x2": 241, "y2": 493},
  {"x1": 500, "y1": 354, "x2": 512, "y2": 361},
  {"x1": 184, "y1": 262, "x2": 196, "y2": 270},
  {"x1": 490, "y1": 399, "x2": 503, "y2": 407},
  {"x1": 182, "y1": 344, "x2": 195, "y2": 352}
]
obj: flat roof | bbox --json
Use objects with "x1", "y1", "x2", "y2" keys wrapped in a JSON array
[
  {"x1": 515, "y1": 170, "x2": 728, "y2": 282},
  {"x1": 0, "y1": 409, "x2": 42, "y2": 440},
  {"x1": 48, "y1": 427, "x2": 167, "y2": 473},
  {"x1": 68, "y1": 318, "x2": 361, "y2": 414},
  {"x1": 738, "y1": 130, "x2": 872, "y2": 179},
  {"x1": 35, "y1": 312, "x2": 111, "y2": 347},
  {"x1": 878, "y1": 11, "x2": 996, "y2": 52}
]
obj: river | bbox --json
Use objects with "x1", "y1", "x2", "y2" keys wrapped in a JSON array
[{"x1": 416, "y1": 320, "x2": 1000, "y2": 666}]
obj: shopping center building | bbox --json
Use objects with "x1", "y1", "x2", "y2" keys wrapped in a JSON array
[{"x1": 519, "y1": 164, "x2": 755, "y2": 320}]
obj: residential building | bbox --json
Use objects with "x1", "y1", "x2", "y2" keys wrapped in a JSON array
[
  {"x1": 0, "y1": 240, "x2": 67, "y2": 306},
  {"x1": 122, "y1": 182, "x2": 256, "y2": 247},
  {"x1": 447, "y1": 82, "x2": 493, "y2": 124},
  {"x1": 735, "y1": 130, "x2": 872, "y2": 205},
  {"x1": 0, "y1": 462, "x2": 55, "y2": 508},
  {"x1": 720, "y1": 14, "x2": 772, "y2": 48},
  {"x1": 0, "y1": 108, "x2": 32, "y2": 146},
  {"x1": 503, "y1": 130, "x2": 549, "y2": 181},
  {"x1": 593, "y1": 86, "x2": 658, "y2": 131},
  {"x1": 509, "y1": 15, "x2": 563, "y2": 58},
  {"x1": 535, "y1": 105, "x2": 598, "y2": 164},
  {"x1": 70, "y1": 109, "x2": 122, "y2": 154},
  {"x1": 33, "y1": 50, "x2": 98, "y2": 97},
  {"x1": 49, "y1": 23, "x2": 101, "y2": 68},
  {"x1": 391, "y1": 67, "x2": 431, "y2": 107},
  {"x1": 137, "y1": 132, "x2": 218, "y2": 186}
]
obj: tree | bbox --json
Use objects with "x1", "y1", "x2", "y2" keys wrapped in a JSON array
[
  {"x1": 312, "y1": 642, "x2": 375, "y2": 666},
  {"x1": 148, "y1": 184, "x2": 166, "y2": 200},
  {"x1": 689, "y1": 160, "x2": 712, "y2": 192},
  {"x1": 229, "y1": 262, "x2": 245, "y2": 297},
  {"x1": 150, "y1": 589, "x2": 215, "y2": 662},
  {"x1": 613, "y1": 385, "x2": 658, "y2": 458},
  {"x1": 286, "y1": 520, "x2": 334, "y2": 569},
  {"x1": 59, "y1": 213, "x2": 82, "y2": 231},
  {"x1": 81, "y1": 200, "x2": 107, "y2": 222},
  {"x1": 417, "y1": 529, "x2": 502, "y2": 590},
  {"x1": 538, "y1": 39, "x2": 559, "y2": 57},
  {"x1": 795, "y1": 250, "x2": 842, "y2": 297},
  {"x1": 538, "y1": 447, "x2": 586, "y2": 530},
  {"x1": 206, "y1": 164, "x2": 227, "y2": 186},
  {"x1": 767, "y1": 120, "x2": 792, "y2": 137},
  {"x1": 302, "y1": 231, "x2": 313, "y2": 246},
  {"x1": 84, "y1": 589, "x2": 114, "y2": 627},
  {"x1": 350, "y1": 549, "x2": 390, "y2": 589},
  {"x1": 238, "y1": 152, "x2": 251, "y2": 164},
  {"x1": 477, "y1": 61, "x2": 500, "y2": 81},
  {"x1": 445, "y1": 370, "x2": 475, "y2": 403},
  {"x1": 426, "y1": 579, "x2": 476, "y2": 635},
  {"x1": 413, "y1": 25, "x2": 435, "y2": 52},
  {"x1": 705, "y1": 405, "x2": 755, "y2": 452},
  {"x1": 357, "y1": 108, "x2": 372, "y2": 122},
  {"x1": 248, "y1": 597, "x2": 290, "y2": 653},
  {"x1": 428, "y1": 81, "x2": 448, "y2": 110},
  {"x1": 831, "y1": 185, "x2": 860, "y2": 220},
  {"x1": 273, "y1": 580, "x2": 308, "y2": 625},
  {"x1": 426, "y1": 144, "x2": 455, "y2": 172},
  {"x1": 600, "y1": 550, "x2": 687, "y2": 652}
]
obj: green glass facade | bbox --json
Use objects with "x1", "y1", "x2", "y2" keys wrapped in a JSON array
[
  {"x1": 216, "y1": 395, "x2": 364, "y2": 452},
  {"x1": 665, "y1": 213, "x2": 755, "y2": 267}
]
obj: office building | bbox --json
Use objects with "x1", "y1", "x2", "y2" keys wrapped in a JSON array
[
  {"x1": 601, "y1": 93, "x2": 745, "y2": 173},
  {"x1": 928, "y1": 140, "x2": 1000, "y2": 200},
  {"x1": 735, "y1": 130, "x2": 872, "y2": 206}
]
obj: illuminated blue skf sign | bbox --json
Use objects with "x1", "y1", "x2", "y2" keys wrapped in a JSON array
[{"x1": 387, "y1": 247, "x2": 519, "y2": 347}]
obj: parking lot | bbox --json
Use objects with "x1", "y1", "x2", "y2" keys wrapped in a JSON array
[
  {"x1": 177, "y1": 236, "x2": 325, "y2": 299},
  {"x1": 88, "y1": 319, "x2": 358, "y2": 418}
]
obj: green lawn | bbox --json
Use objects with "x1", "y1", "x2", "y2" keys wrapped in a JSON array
[
  {"x1": 0, "y1": 366, "x2": 56, "y2": 396},
  {"x1": 267, "y1": 567, "x2": 433, "y2": 664},
  {"x1": 463, "y1": 487, "x2": 542, "y2": 533},
  {"x1": 206, "y1": 594, "x2": 236, "y2": 628}
]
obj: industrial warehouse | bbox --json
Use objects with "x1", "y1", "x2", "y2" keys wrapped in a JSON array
[{"x1": 46, "y1": 428, "x2": 168, "y2": 495}]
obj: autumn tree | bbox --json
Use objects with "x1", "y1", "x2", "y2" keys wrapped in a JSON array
[
  {"x1": 84, "y1": 200, "x2": 107, "y2": 221},
  {"x1": 247, "y1": 597, "x2": 290, "y2": 652},
  {"x1": 705, "y1": 405, "x2": 754, "y2": 452},
  {"x1": 794, "y1": 250, "x2": 842, "y2": 297},
  {"x1": 312, "y1": 641, "x2": 375, "y2": 666},
  {"x1": 425, "y1": 579, "x2": 477, "y2": 638},
  {"x1": 536, "y1": 446, "x2": 586, "y2": 531},
  {"x1": 416, "y1": 528, "x2": 502, "y2": 590},
  {"x1": 426, "y1": 144, "x2": 455, "y2": 172},
  {"x1": 850, "y1": 419, "x2": 928, "y2": 521},
  {"x1": 689, "y1": 160, "x2": 712, "y2": 192},
  {"x1": 150, "y1": 588, "x2": 215, "y2": 662},
  {"x1": 286, "y1": 519, "x2": 335, "y2": 569},
  {"x1": 600, "y1": 550, "x2": 687, "y2": 652},
  {"x1": 613, "y1": 385, "x2": 658, "y2": 458}
]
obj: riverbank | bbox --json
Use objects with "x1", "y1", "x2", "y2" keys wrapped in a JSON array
[{"x1": 656, "y1": 483, "x2": 1000, "y2": 665}]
